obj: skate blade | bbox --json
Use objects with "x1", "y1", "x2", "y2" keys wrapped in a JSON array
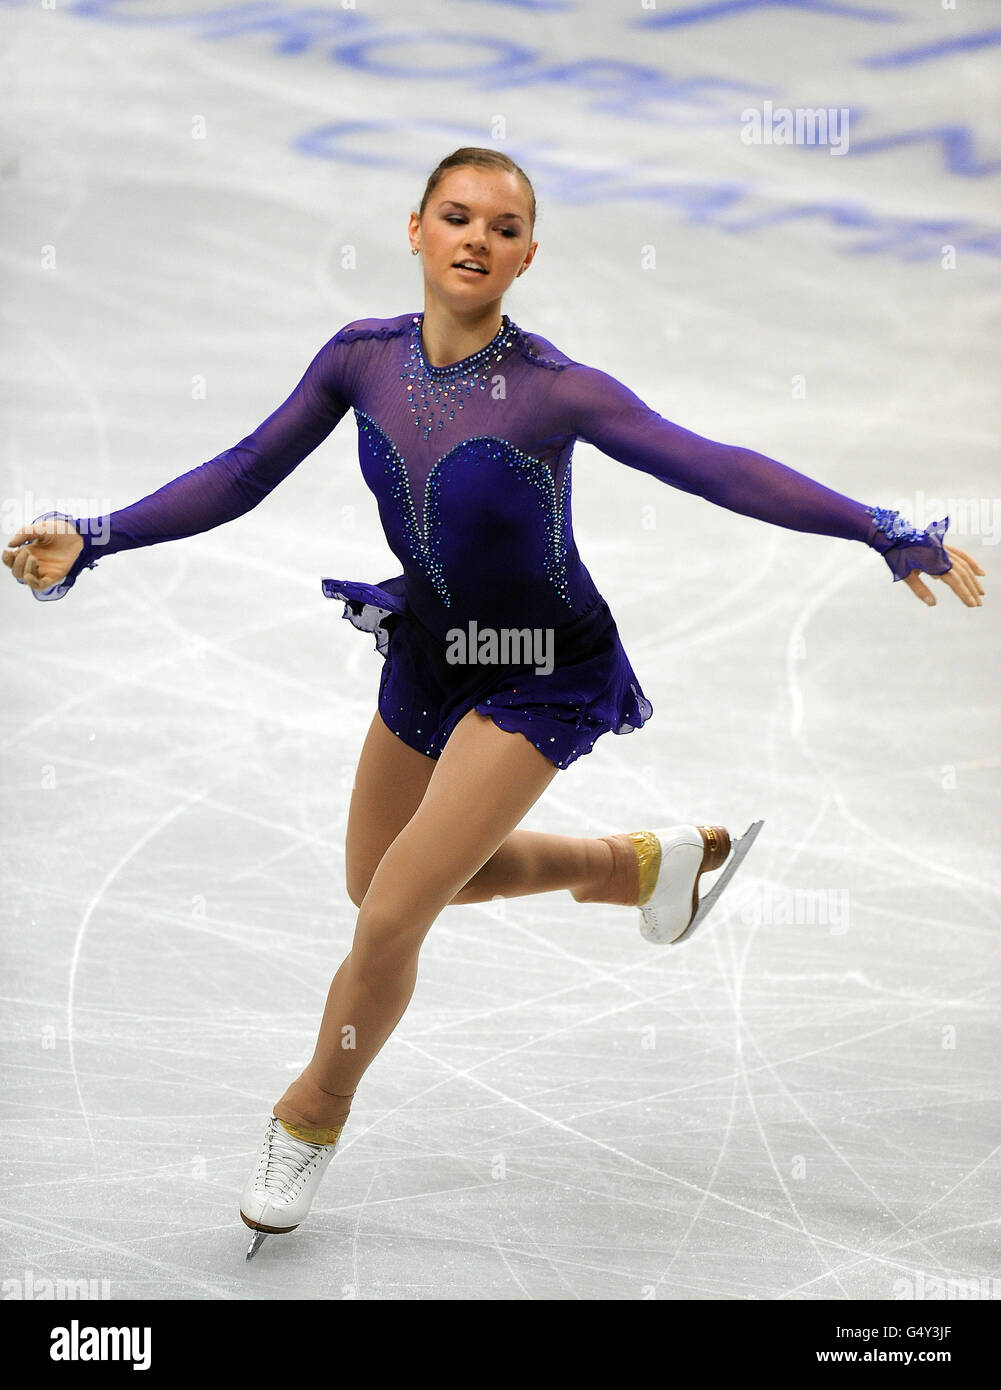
[
  {"x1": 674, "y1": 819, "x2": 764, "y2": 944},
  {"x1": 246, "y1": 1230, "x2": 269, "y2": 1262}
]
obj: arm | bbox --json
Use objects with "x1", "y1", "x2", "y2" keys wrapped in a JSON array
[
  {"x1": 10, "y1": 328, "x2": 357, "y2": 599},
  {"x1": 554, "y1": 362, "x2": 955, "y2": 584}
]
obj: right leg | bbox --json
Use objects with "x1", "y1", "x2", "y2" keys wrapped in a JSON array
[
  {"x1": 245, "y1": 710, "x2": 741, "y2": 1243},
  {"x1": 276, "y1": 707, "x2": 563, "y2": 1131},
  {"x1": 277, "y1": 714, "x2": 648, "y2": 1133}
]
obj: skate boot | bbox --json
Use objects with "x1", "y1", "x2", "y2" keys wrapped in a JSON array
[
  {"x1": 631, "y1": 821, "x2": 764, "y2": 945},
  {"x1": 241, "y1": 1116, "x2": 344, "y2": 1260}
]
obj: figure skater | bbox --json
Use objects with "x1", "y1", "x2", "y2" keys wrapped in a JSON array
[{"x1": 4, "y1": 147, "x2": 985, "y2": 1262}]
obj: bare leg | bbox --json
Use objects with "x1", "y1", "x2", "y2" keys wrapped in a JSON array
[
  {"x1": 460, "y1": 828, "x2": 639, "y2": 906},
  {"x1": 344, "y1": 709, "x2": 639, "y2": 912},
  {"x1": 276, "y1": 709, "x2": 561, "y2": 1131}
]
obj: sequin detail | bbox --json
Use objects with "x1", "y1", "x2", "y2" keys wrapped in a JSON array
[
  {"x1": 865, "y1": 506, "x2": 937, "y2": 545},
  {"x1": 354, "y1": 411, "x2": 572, "y2": 608},
  {"x1": 355, "y1": 410, "x2": 451, "y2": 604},
  {"x1": 402, "y1": 313, "x2": 520, "y2": 441}
]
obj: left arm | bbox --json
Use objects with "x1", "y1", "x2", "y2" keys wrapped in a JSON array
[{"x1": 552, "y1": 362, "x2": 983, "y2": 607}]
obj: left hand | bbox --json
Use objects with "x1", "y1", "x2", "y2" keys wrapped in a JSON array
[{"x1": 903, "y1": 543, "x2": 985, "y2": 607}]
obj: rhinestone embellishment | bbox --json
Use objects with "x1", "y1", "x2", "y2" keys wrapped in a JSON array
[
  {"x1": 402, "y1": 313, "x2": 520, "y2": 441},
  {"x1": 354, "y1": 411, "x2": 572, "y2": 608},
  {"x1": 865, "y1": 506, "x2": 930, "y2": 545},
  {"x1": 355, "y1": 410, "x2": 452, "y2": 604}
]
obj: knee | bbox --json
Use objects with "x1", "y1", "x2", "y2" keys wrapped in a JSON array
[
  {"x1": 346, "y1": 873, "x2": 368, "y2": 910},
  {"x1": 352, "y1": 900, "x2": 429, "y2": 968},
  {"x1": 346, "y1": 857, "x2": 379, "y2": 909}
]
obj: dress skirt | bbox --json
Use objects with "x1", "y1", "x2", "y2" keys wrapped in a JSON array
[{"x1": 320, "y1": 574, "x2": 654, "y2": 770}]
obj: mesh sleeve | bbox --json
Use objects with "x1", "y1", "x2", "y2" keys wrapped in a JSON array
[
  {"x1": 40, "y1": 328, "x2": 357, "y2": 599},
  {"x1": 552, "y1": 362, "x2": 951, "y2": 579}
]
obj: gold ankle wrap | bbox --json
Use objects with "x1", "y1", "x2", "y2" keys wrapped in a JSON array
[
  {"x1": 627, "y1": 830, "x2": 662, "y2": 906},
  {"x1": 277, "y1": 1118, "x2": 345, "y2": 1147}
]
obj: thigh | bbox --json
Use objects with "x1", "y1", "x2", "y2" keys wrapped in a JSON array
[
  {"x1": 344, "y1": 708, "x2": 437, "y2": 906},
  {"x1": 359, "y1": 708, "x2": 559, "y2": 934}
]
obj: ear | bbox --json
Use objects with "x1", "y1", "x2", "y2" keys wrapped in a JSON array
[
  {"x1": 517, "y1": 240, "x2": 539, "y2": 276},
  {"x1": 407, "y1": 209, "x2": 421, "y2": 251}
]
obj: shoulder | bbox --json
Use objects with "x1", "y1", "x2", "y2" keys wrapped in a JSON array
[
  {"x1": 330, "y1": 312, "x2": 415, "y2": 346},
  {"x1": 507, "y1": 327, "x2": 653, "y2": 440},
  {"x1": 510, "y1": 322, "x2": 579, "y2": 372},
  {"x1": 510, "y1": 323, "x2": 618, "y2": 395},
  {"x1": 511, "y1": 323, "x2": 631, "y2": 412}
]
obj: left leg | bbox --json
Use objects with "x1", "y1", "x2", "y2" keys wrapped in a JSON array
[
  {"x1": 344, "y1": 708, "x2": 638, "y2": 911},
  {"x1": 449, "y1": 827, "x2": 640, "y2": 907}
]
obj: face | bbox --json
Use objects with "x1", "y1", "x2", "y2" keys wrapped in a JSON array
[{"x1": 409, "y1": 166, "x2": 538, "y2": 308}]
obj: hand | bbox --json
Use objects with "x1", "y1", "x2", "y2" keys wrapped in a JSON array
[
  {"x1": 3, "y1": 517, "x2": 83, "y2": 593},
  {"x1": 903, "y1": 544, "x2": 985, "y2": 607}
]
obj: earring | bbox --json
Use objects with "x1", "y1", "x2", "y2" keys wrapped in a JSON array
[{"x1": 411, "y1": 247, "x2": 419, "y2": 256}]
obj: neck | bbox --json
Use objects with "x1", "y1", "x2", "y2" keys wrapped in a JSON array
[{"x1": 419, "y1": 297, "x2": 505, "y2": 368}]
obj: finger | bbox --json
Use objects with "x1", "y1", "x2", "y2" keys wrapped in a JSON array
[
  {"x1": 23, "y1": 550, "x2": 43, "y2": 586},
  {"x1": 951, "y1": 555, "x2": 986, "y2": 599},
  {"x1": 4, "y1": 524, "x2": 58, "y2": 550},
  {"x1": 22, "y1": 555, "x2": 60, "y2": 591},
  {"x1": 3, "y1": 536, "x2": 36, "y2": 569},
  {"x1": 947, "y1": 552, "x2": 987, "y2": 590},
  {"x1": 939, "y1": 567, "x2": 982, "y2": 607},
  {"x1": 950, "y1": 555, "x2": 984, "y2": 604},
  {"x1": 944, "y1": 544, "x2": 986, "y2": 576},
  {"x1": 945, "y1": 553, "x2": 986, "y2": 594},
  {"x1": 13, "y1": 550, "x2": 40, "y2": 587},
  {"x1": 5, "y1": 526, "x2": 40, "y2": 549},
  {"x1": 904, "y1": 573, "x2": 936, "y2": 606},
  {"x1": 8, "y1": 545, "x2": 32, "y2": 583},
  {"x1": 10, "y1": 547, "x2": 53, "y2": 589}
]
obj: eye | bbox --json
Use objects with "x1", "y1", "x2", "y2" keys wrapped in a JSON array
[{"x1": 443, "y1": 214, "x2": 518, "y2": 238}]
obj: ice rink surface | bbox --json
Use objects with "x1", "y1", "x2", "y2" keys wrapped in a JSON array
[{"x1": 2, "y1": 0, "x2": 999, "y2": 1302}]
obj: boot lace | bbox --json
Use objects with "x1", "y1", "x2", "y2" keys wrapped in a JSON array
[{"x1": 257, "y1": 1121, "x2": 326, "y2": 1199}]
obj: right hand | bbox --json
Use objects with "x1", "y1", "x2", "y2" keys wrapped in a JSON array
[{"x1": 3, "y1": 517, "x2": 84, "y2": 592}]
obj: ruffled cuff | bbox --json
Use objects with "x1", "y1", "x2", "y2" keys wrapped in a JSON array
[
  {"x1": 864, "y1": 506, "x2": 952, "y2": 583},
  {"x1": 28, "y1": 511, "x2": 101, "y2": 602}
]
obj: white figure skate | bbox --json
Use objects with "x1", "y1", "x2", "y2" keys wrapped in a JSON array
[
  {"x1": 638, "y1": 820, "x2": 764, "y2": 945},
  {"x1": 241, "y1": 1116, "x2": 342, "y2": 1261}
]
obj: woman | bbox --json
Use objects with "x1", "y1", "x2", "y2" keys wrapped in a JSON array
[{"x1": 4, "y1": 147, "x2": 985, "y2": 1261}]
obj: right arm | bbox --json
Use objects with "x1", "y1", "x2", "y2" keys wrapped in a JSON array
[{"x1": 4, "y1": 328, "x2": 357, "y2": 598}]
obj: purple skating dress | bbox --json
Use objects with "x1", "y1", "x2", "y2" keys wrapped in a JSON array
[{"x1": 41, "y1": 312, "x2": 951, "y2": 769}]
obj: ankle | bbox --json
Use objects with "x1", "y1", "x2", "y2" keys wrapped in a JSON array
[
  {"x1": 571, "y1": 834, "x2": 641, "y2": 906},
  {"x1": 275, "y1": 1072, "x2": 355, "y2": 1132}
]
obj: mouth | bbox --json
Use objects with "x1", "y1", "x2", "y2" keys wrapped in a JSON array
[{"x1": 453, "y1": 261, "x2": 488, "y2": 275}]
